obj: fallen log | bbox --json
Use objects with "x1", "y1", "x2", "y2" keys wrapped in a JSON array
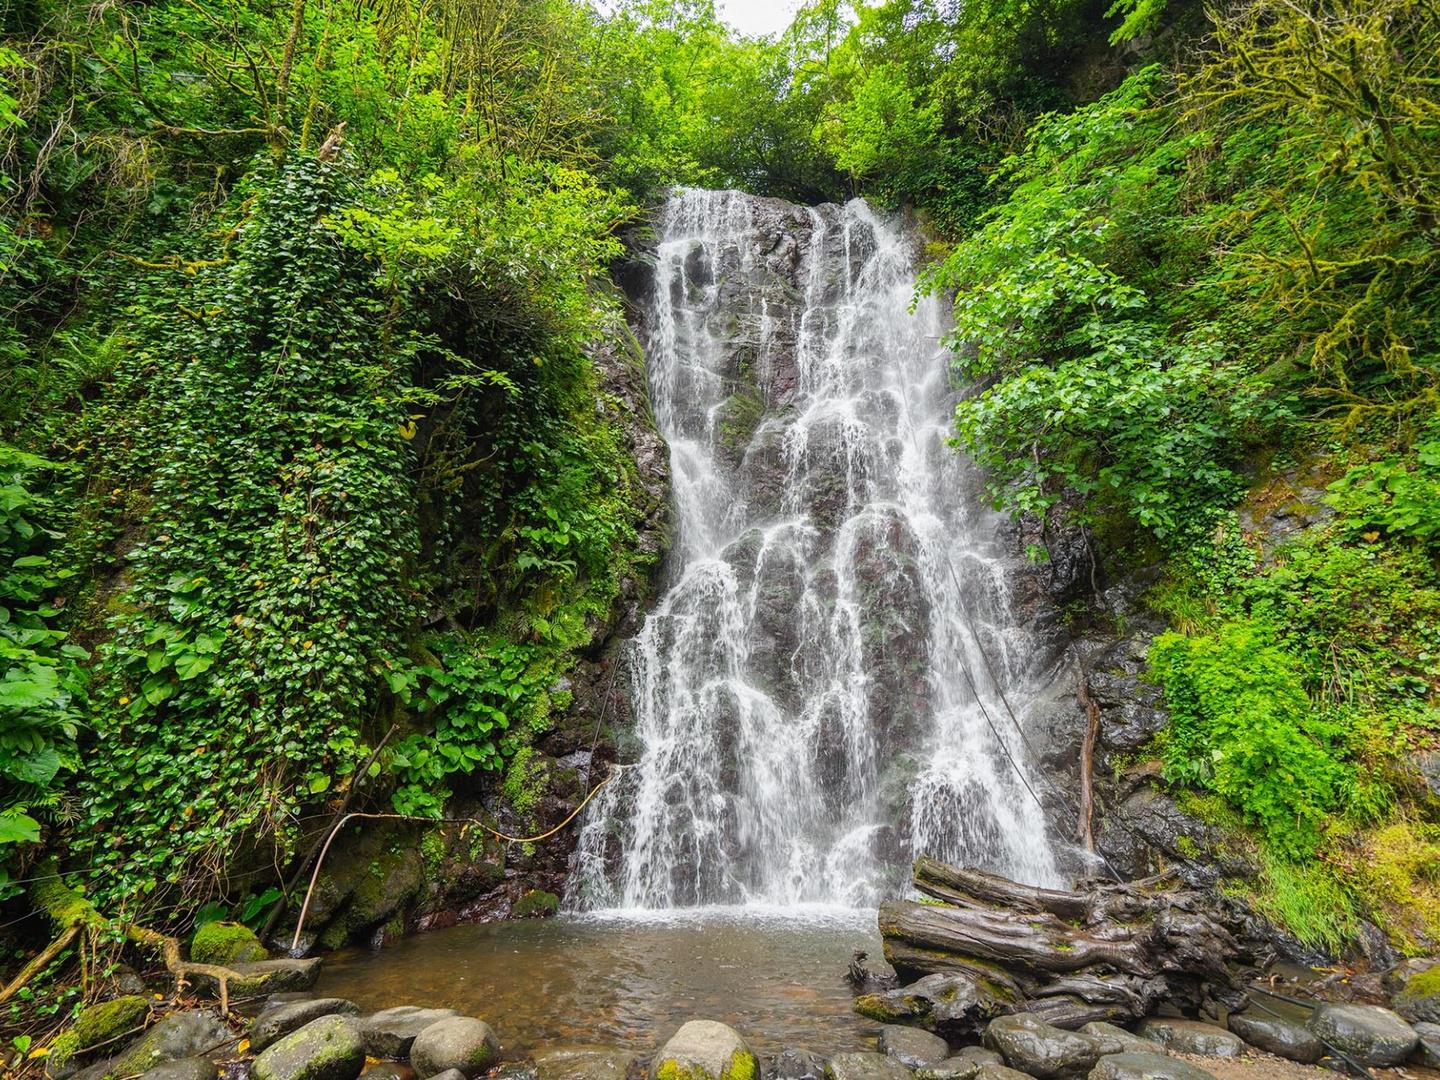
[{"x1": 863, "y1": 857, "x2": 1258, "y2": 1033}]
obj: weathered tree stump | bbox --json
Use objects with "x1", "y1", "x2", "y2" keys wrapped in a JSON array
[{"x1": 860, "y1": 857, "x2": 1259, "y2": 1033}]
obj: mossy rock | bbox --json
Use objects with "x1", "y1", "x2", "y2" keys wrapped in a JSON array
[
  {"x1": 1397, "y1": 965, "x2": 1440, "y2": 1024},
  {"x1": 191, "y1": 921, "x2": 268, "y2": 965},
  {"x1": 47, "y1": 995, "x2": 152, "y2": 1071},
  {"x1": 651, "y1": 1021, "x2": 757, "y2": 1080},
  {"x1": 512, "y1": 889, "x2": 560, "y2": 918}
]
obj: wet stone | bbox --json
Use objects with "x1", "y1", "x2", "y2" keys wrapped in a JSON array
[
  {"x1": 251, "y1": 1015, "x2": 366, "y2": 1080},
  {"x1": 1133, "y1": 1021, "x2": 1241, "y2": 1059},
  {"x1": 1412, "y1": 1021, "x2": 1440, "y2": 1068},
  {"x1": 251, "y1": 999, "x2": 360, "y2": 1053},
  {"x1": 138, "y1": 1057, "x2": 219, "y2": 1080},
  {"x1": 1086, "y1": 1053, "x2": 1217, "y2": 1080},
  {"x1": 113, "y1": 1011, "x2": 233, "y2": 1076},
  {"x1": 773, "y1": 1050, "x2": 827, "y2": 1080},
  {"x1": 1076, "y1": 1026, "x2": 1162, "y2": 1057},
  {"x1": 360, "y1": 1007, "x2": 461, "y2": 1059},
  {"x1": 1226, "y1": 1012, "x2": 1321, "y2": 1064},
  {"x1": 409, "y1": 1017, "x2": 500, "y2": 1079},
  {"x1": 973, "y1": 1067, "x2": 1035, "y2": 1080},
  {"x1": 825, "y1": 1052, "x2": 914, "y2": 1080},
  {"x1": 880, "y1": 1026, "x2": 951, "y2": 1069},
  {"x1": 534, "y1": 1046, "x2": 638, "y2": 1080},
  {"x1": 1308, "y1": 1003, "x2": 1418, "y2": 1067},
  {"x1": 983, "y1": 1014, "x2": 1105, "y2": 1079},
  {"x1": 359, "y1": 1065, "x2": 417, "y2": 1080}
]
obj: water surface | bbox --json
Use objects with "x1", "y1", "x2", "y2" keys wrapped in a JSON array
[{"x1": 315, "y1": 907, "x2": 889, "y2": 1057}]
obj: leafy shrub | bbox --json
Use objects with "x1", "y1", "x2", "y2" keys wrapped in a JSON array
[{"x1": 1151, "y1": 617, "x2": 1352, "y2": 857}]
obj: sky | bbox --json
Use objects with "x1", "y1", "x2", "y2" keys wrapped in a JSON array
[{"x1": 716, "y1": 0, "x2": 805, "y2": 36}]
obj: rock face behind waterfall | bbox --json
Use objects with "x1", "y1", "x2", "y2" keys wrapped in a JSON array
[{"x1": 570, "y1": 189, "x2": 1069, "y2": 910}]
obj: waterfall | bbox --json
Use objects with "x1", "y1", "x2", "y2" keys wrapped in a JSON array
[{"x1": 569, "y1": 189, "x2": 1061, "y2": 911}]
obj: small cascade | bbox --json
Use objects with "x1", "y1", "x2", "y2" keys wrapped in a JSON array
[{"x1": 570, "y1": 189, "x2": 1061, "y2": 910}]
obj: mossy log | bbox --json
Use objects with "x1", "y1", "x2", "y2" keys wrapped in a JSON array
[
  {"x1": 2, "y1": 862, "x2": 248, "y2": 1011},
  {"x1": 877, "y1": 857, "x2": 1257, "y2": 1027}
]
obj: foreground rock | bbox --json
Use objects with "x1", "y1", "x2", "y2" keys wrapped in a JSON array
[
  {"x1": 1413, "y1": 1021, "x2": 1440, "y2": 1068},
  {"x1": 825, "y1": 1052, "x2": 912, "y2": 1080},
  {"x1": 1077, "y1": 1025, "x2": 1162, "y2": 1056},
  {"x1": 773, "y1": 1050, "x2": 827, "y2": 1080},
  {"x1": 410, "y1": 1017, "x2": 500, "y2": 1079},
  {"x1": 1133, "y1": 1021, "x2": 1239, "y2": 1059},
  {"x1": 361, "y1": 1007, "x2": 461, "y2": 1058},
  {"x1": 1087, "y1": 1053, "x2": 1216, "y2": 1080},
  {"x1": 973, "y1": 1067, "x2": 1032, "y2": 1080},
  {"x1": 1395, "y1": 967, "x2": 1440, "y2": 1024},
  {"x1": 1308, "y1": 1003, "x2": 1418, "y2": 1067},
  {"x1": 1225, "y1": 1012, "x2": 1321, "y2": 1063},
  {"x1": 251, "y1": 1015, "x2": 365, "y2": 1080},
  {"x1": 251, "y1": 999, "x2": 360, "y2": 1053},
  {"x1": 114, "y1": 1011, "x2": 233, "y2": 1075},
  {"x1": 138, "y1": 1058, "x2": 220, "y2": 1080},
  {"x1": 652, "y1": 1021, "x2": 757, "y2": 1080},
  {"x1": 880, "y1": 1026, "x2": 950, "y2": 1069},
  {"x1": 534, "y1": 1046, "x2": 637, "y2": 1080},
  {"x1": 855, "y1": 973, "x2": 1008, "y2": 1039},
  {"x1": 983, "y1": 1014, "x2": 1104, "y2": 1078}
]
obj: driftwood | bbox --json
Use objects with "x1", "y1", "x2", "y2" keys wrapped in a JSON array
[{"x1": 874, "y1": 857, "x2": 1256, "y2": 1030}]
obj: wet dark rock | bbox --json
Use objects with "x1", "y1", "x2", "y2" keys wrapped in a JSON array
[
  {"x1": 113, "y1": 1011, "x2": 233, "y2": 1075},
  {"x1": 1226, "y1": 1013, "x2": 1321, "y2": 1063},
  {"x1": 1086, "y1": 1054, "x2": 1216, "y2": 1080},
  {"x1": 880, "y1": 1026, "x2": 951, "y2": 1069},
  {"x1": 359, "y1": 1064, "x2": 417, "y2": 1080},
  {"x1": 913, "y1": 1058, "x2": 980, "y2": 1080},
  {"x1": 983, "y1": 1014, "x2": 1105, "y2": 1078},
  {"x1": 424, "y1": 1071, "x2": 467, "y2": 1080},
  {"x1": 195, "y1": 958, "x2": 322, "y2": 997},
  {"x1": 1308, "y1": 1002, "x2": 1419, "y2": 1066},
  {"x1": 1395, "y1": 966, "x2": 1440, "y2": 1024},
  {"x1": 409, "y1": 1017, "x2": 500, "y2": 1079},
  {"x1": 773, "y1": 1049, "x2": 827, "y2": 1080},
  {"x1": 1412, "y1": 1021, "x2": 1440, "y2": 1068},
  {"x1": 1132, "y1": 1021, "x2": 1240, "y2": 1059},
  {"x1": 1350, "y1": 921, "x2": 1400, "y2": 972},
  {"x1": 855, "y1": 973, "x2": 1009, "y2": 1040},
  {"x1": 138, "y1": 1057, "x2": 219, "y2": 1080},
  {"x1": 360, "y1": 1007, "x2": 461, "y2": 1059},
  {"x1": 972, "y1": 1066, "x2": 1034, "y2": 1080},
  {"x1": 1075, "y1": 1025, "x2": 1161, "y2": 1057},
  {"x1": 251, "y1": 999, "x2": 360, "y2": 1053},
  {"x1": 825, "y1": 1052, "x2": 914, "y2": 1080},
  {"x1": 949, "y1": 1049, "x2": 1003, "y2": 1068},
  {"x1": 653, "y1": 1021, "x2": 758, "y2": 1080},
  {"x1": 534, "y1": 1047, "x2": 637, "y2": 1080},
  {"x1": 251, "y1": 1015, "x2": 365, "y2": 1080}
]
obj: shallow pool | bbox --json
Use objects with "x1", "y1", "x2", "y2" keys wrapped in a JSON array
[{"x1": 313, "y1": 906, "x2": 889, "y2": 1057}]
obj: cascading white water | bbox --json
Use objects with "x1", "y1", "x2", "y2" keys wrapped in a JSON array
[{"x1": 569, "y1": 189, "x2": 1060, "y2": 910}]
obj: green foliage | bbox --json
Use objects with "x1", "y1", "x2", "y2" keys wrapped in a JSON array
[
  {"x1": 0, "y1": 446, "x2": 86, "y2": 896},
  {"x1": 1326, "y1": 429, "x2": 1440, "y2": 550},
  {"x1": 1243, "y1": 846, "x2": 1358, "y2": 955},
  {"x1": 1151, "y1": 618, "x2": 1352, "y2": 857}
]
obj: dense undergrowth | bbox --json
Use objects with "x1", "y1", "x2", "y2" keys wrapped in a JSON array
[{"x1": 1, "y1": 0, "x2": 1438, "y2": 1048}]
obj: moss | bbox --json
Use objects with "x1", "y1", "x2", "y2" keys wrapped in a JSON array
[
  {"x1": 654, "y1": 1050, "x2": 755, "y2": 1080},
  {"x1": 1359, "y1": 821, "x2": 1440, "y2": 954},
  {"x1": 503, "y1": 747, "x2": 549, "y2": 821},
  {"x1": 47, "y1": 995, "x2": 151, "y2": 1070},
  {"x1": 512, "y1": 888, "x2": 560, "y2": 918},
  {"x1": 723, "y1": 1049, "x2": 756, "y2": 1080},
  {"x1": 191, "y1": 920, "x2": 268, "y2": 964}
]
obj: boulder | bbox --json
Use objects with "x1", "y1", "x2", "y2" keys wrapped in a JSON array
[
  {"x1": 1086, "y1": 1054, "x2": 1216, "y2": 1080},
  {"x1": 880, "y1": 1026, "x2": 951, "y2": 1069},
  {"x1": 824, "y1": 1052, "x2": 912, "y2": 1080},
  {"x1": 113, "y1": 1011, "x2": 233, "y2": 1075},
  {"x1": 1412, "y1": 1021, "x2": 1440, "y2": 1068},
  {"x1": 47, "y1": 995, "x2": 152, "y2": 1073},
  {"x1": 251, "y1": 1016, "x2": 365, "y2": 1080},
  {"x1": 1225, "y1": 1012, "x2": 1321, "y2": 1064},
  {"x1": 139, "y1": 1058, "x2": 219, "y2": 1080},
  {"x1": 1308, "y1": 1003, "x2": 1418, "y2": 1067},
  {"x1": 915, "y1": 1057, "x2": 983, "y2": 1080},
  {"x1": 409, "y1": 1017, "x2": 500, "y2": 1079},
  {"x1": 973, "y1": 1068, "x2": 1034, "y2": 1080},
  {"x1": 425, "y1": 1072, "x2": 467, "y2": 1080},
  {"x1": 773, "y1": 1050, "x2": 827, "y2": 1080},
  {"x1": 360, "y1": 1065, "x2": 417, "y2": 1080},
  {"x1": 360, "y1": 1007, "x2": 460, "y2": 1058},
  {"x1": 1132, "y1": 1021, "x2": 1240, "y2": 1058},
  {"x1": 190, "y1": 921, "x2": 268, "y2": 965},
  {"x1": 855, "y1": 974, "x2": 1009, "y2": 1039},
  {"x1": 534, "y1": 1047, "x2": 638, "y2": 1080},
  {"x1": 1076, "y1": 1026, "x2": 1162, "y2": 1057},
  {"x1": 1382, "y1": 956, "x2": 1438, "y2": 995},
  {"x1": 251, "y1": 999, "x2": 361, "y2": 1053},
  {"x1": 1395, "y1": 966, "x2": 1440, "y2": 1024},
  {"x1": 983, "y1": 1014, "x2": 1104, "y2": 1078},
  {"x1": 948, "y1": 1050, "x2": 1002, "y2": 1068},
  {"x1": 652, "y1": 1021, "x2": 758, "y2": 1080}
]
